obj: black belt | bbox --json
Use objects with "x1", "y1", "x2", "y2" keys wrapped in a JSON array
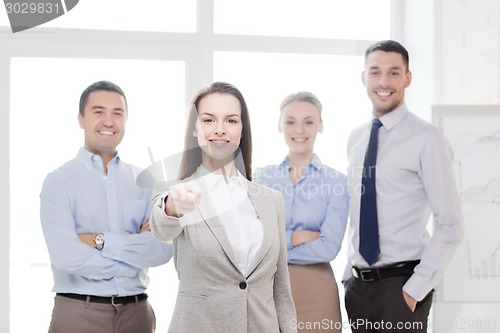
[
  {"x1": 57, "y1": 293, "x2": 148, "y2": 306},
  {"x1": 352, "y1": 260, "x2": 420, "y2": 282}
]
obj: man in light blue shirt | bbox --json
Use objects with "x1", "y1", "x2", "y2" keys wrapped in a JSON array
[{"x1": 40, "y1": 81, "x2": 172, "y2": 333}]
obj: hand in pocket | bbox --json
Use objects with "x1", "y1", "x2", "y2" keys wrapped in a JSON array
[{"x1": 402, "y1": 291, "x2": 417, "y2": 312}]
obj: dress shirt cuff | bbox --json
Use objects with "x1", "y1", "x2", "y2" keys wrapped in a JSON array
[
  {"x1": 159, "y1": 191, "x2": 180, "y2": 218},
  {"x1": 402, "y1": 272, "x2": 431, "y2": 302},
  {"x1": 101, "y1": 232, "x2": 124, "y2": 261},
  {"x1": 157, "y1": 191, "x2": 203, "y2": 227}
]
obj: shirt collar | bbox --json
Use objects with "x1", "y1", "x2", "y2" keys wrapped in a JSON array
[
  {"x1": 279, "y1": 154, "x2": 323, "y2": 171},
  {"x1": 309, "y1": 154, "x2": 322, "y2": 170},
  {"x1": 197, "y1": 164, "x2": 245, "y2": 192},
  {"x1": 377, "y1": 103, "x2": 409, "y2": 132},
  {"x1": 77, "y1": 147, "x2": 120, "y2": 171}
]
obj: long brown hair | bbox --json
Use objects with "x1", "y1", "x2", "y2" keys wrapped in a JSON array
[{"x1": 178, "y1": 82, "x2": 253, "y2": 181}]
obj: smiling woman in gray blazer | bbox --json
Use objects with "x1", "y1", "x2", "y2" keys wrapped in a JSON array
[{"x1": 150, "y1": 82, "x2": 297, "y2": 333}]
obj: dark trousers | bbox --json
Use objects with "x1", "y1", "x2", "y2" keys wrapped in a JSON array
[
  {"x1": 345, "y1": 275, "x2": 433, "y2": 333},
  {"x1": 48, "y1": 294, "x2": 156, "y2": 333}
]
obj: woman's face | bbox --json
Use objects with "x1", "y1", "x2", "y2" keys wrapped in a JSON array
[
  {"x1": 194, "y1": 93, "x2": 243, "y2": 164},
  {"x1": 279, "y1": 100, "x2": 323, "y2": 156}
]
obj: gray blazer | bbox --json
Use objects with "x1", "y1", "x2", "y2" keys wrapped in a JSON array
[{"x1": 150, "y1": 169, "x2": 297, "y2": 333}]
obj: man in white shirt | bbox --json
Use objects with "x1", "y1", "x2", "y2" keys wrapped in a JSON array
[{"x1": 343, "y1": 40, "x2": 464, "y2": 332}]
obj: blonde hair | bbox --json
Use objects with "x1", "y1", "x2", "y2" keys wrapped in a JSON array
[{"x1": 279, "y1": 91, "x2": 322, "y2": 121}]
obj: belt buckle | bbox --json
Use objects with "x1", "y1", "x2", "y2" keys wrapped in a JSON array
[
  {"x1": 359, "y1": 269, "x2": 375, "y2": 282},
  {"x1": 111, "y1": 295, "x2": 123, "y2": 307}
]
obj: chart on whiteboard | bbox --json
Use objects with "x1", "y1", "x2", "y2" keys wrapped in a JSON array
[{"x1": 440, "y1": 115, "x2": 500, "y2": 302}]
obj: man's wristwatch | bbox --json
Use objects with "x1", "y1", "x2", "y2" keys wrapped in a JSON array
[{"x1": 93, "y1": 233, "x2": 105, "y2": 250}]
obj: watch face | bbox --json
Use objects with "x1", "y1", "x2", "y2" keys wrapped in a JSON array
[{"x1": 94, "y1": 234, "x2": 105, "y2": 250}]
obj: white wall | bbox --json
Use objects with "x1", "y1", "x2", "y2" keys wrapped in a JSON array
[
  {"x1": 437, "y1": 0, "x2": 500, "y2": 105},
  {"x1": 433, "y1": 0, "x2": 500, "y2": 332}
]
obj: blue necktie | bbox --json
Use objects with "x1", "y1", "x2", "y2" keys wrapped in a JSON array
[{"x1": 359, "y1": 118, "x2": 383, "y2": 265}]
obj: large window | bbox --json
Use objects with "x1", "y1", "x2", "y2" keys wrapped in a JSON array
[
  {"x1": 2, "y1": 1, "x2": 392, "y2": 332},
  {"x1": 0, "y1": 0, "x2": 197, "y2": 32},
  {"x1": 214, "y1": 0, "x2": 390, "y2": 40},
  {"x1": 214, "y1": 52, "x2": 371, "y2": 172}
]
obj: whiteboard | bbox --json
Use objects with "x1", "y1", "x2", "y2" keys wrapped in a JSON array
[{"x1": 432, "y1": 105, "x2": 500, "y2": 303}]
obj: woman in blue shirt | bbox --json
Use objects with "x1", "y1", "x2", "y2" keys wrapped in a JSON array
[{"x1": 254, "y1": 92, "x2": 349, "y2": 332}]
